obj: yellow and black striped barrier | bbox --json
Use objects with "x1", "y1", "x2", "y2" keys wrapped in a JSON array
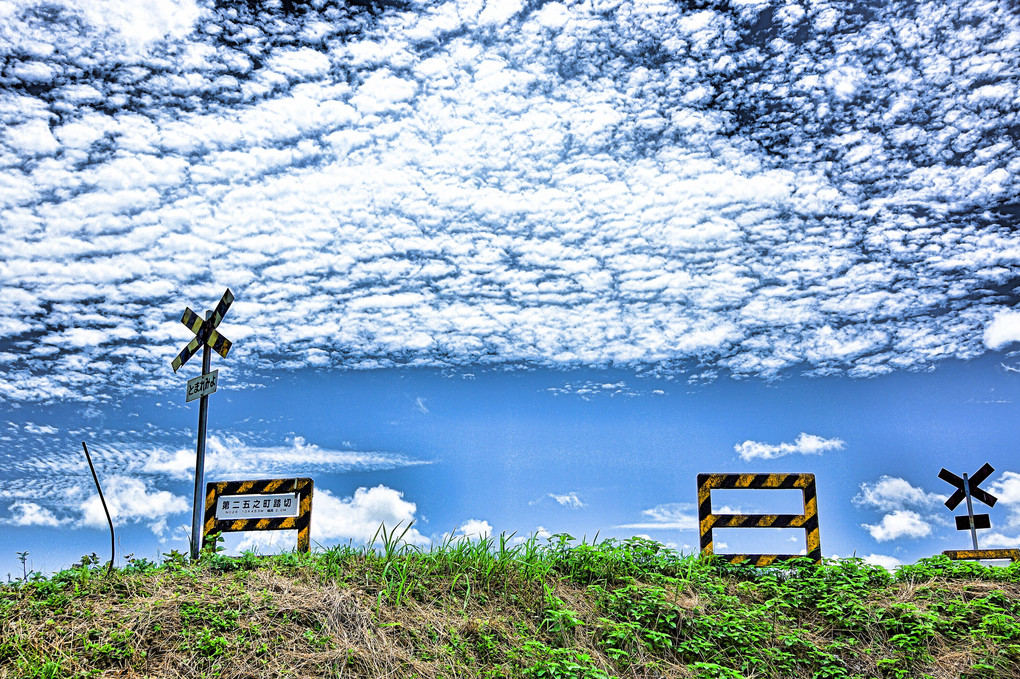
[
  {"x1": 943, "y1": 548, "x2": 1020, "y2": 563},
  {"x1": 202, "y1": 477, "x2": 313, "y2": 553},
  {"x1": 698, "y1": 473, "x2": 821, "y2": 566}
]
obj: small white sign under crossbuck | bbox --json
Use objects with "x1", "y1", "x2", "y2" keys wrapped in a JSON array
[
  {"x1": 215, "y1": 492, "x2": 300, "y2": 520},
  {"x1": 186, "y1": 369, "x2": 219, "y2": 403}
]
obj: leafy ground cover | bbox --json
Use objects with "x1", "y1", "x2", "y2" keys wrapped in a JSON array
[{"x1": 2, "y1": 531, "x2": 1019, "y2": 678}]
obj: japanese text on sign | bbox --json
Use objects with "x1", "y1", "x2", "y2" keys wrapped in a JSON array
[
  {"x1": 186, "y1": 369, "x2": 219, "y2": 403},
  {"x1": 215, "y1": 492, "x2": 299, "y2": 520}
]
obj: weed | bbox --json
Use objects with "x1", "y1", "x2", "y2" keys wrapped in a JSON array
[
  {"x1": 3, "y1": 537, "x2": 1019, "y2": 678},
  {"x1": 192, "y1": 629, "x2": 229, "y2": 657}
]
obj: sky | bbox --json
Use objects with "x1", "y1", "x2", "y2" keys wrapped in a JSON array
[{"x1": 1, "y1": 0, "x2": 1019, "y2": 578}]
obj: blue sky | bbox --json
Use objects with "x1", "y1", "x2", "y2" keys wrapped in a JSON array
[{"x1": 2, "y1": 0, "x2": 1020, "y2": 578}]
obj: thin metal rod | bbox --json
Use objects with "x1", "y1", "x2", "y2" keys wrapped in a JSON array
[
  {"x1": 191, "y1": 311, "x2": 213, "y2": 561},
  {"x1": 963, "y1": 473, "x2": 979, "y2": 550},
  {"x1": 82, "y1": 442, "x2": 115, "y2": 575}
]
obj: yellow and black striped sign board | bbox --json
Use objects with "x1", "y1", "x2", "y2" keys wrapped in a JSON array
[
  {"x1": 943, "y1": 548, "x2": 1020, "y2": 563},
  {"x1": 698, "y1": 473, "x2": 821, "y2": 566},
  {"x1": 202, "y1": 477, "x2": 313, "y2": 552}
]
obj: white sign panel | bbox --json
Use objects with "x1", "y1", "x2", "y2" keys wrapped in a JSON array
[
  {"x1": 186, "y1": 370, "x2": 218, "y2": 403},
  {"x1": 215, "y1": 493, "x2": 300, "y2": 520}
]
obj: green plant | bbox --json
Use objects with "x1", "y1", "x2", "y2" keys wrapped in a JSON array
[
  {"x1": 689, "y1": 661, "x2": 742, "y2": 678},
  {"x1": 16, "y1": 551, "x2": 30, "y2": 583},
  {"x1": 540, "y1": 588, "x2": 583, "y2": 644},
  {"x1": 521, "y1": 640, "x2": 610, "y2": 679},
  {"x1": 193, "y1": 629, "x2": 229, "y2": 657}
]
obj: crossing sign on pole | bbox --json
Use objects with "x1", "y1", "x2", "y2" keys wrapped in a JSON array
[
  {"x1": 938, "y1": 463, "x2": 997, "y2": 550},
  {"x1": 171, "y1": 288, "x2": 234, "y2": 560},
  {"x1": 171, "y1": 289, "x2": 234, "y2": 373}
]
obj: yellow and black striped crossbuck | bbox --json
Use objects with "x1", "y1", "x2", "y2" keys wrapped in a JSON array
[
  {"x1": 171, "y1": 288, "x2": 234, "y2": 373},
  {"x1": 698, "y1": 473, "x2": 821, "y2": 566},
  {"x1": 943, "y1": 548, "x2": 1020, "y2": 563},
  {"x1": 202, "y1": 477, "x2": 313, "y2": 553}
]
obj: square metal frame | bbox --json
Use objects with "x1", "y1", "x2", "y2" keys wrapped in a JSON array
[{"x1": 698, "y1": 472, "x2": 821, "y2": 566}]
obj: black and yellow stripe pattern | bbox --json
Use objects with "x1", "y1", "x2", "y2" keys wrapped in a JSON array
[
  {"x1": 171, "y1": 288, "x2": 234, "y2": 373},
  {"x1": 180, "y1": 307, "x2": 232, "y2": 358},
  {"x1": 202, "y1": 477, "x2": 313, "y2": 552},
  {"x1": 943, "y1": 548, "x2": 1020, "y2": 563},
  {"x1": 698, "y1": 473, "x2": 821, "y2": 566}
]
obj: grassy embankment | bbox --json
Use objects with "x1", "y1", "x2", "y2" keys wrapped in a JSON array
[{"x1": 2, "y1": 530, "x2": 1019, "y2": 678}]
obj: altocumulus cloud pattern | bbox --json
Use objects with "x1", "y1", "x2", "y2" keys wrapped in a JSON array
[{"x1": 1, "y1": 0, "x2": 1018, "y2": 403}]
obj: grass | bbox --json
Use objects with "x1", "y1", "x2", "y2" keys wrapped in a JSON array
[{"x1": 2, "y1": 531, "x2": 1019, "y2": 678}]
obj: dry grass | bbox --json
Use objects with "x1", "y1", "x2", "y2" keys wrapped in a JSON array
[{"x1": 2, "y1": 542, "x2": 1019, "y2": 678}]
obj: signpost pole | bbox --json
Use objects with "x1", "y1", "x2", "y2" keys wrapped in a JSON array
[
  {"x1": 962, "y1": 473, "x2": 979, "y2": 550},
  {"x1": 191, "y1": 311, "x2": 213, "y2": 561}
]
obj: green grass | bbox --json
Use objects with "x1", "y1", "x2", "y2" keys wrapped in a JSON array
[{"x1": 2, "y1": 531, "x2": 1019, "y2": 678}]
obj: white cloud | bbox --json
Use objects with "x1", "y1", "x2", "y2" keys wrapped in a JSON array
[
  {"x1": 510, "y1": 525, "x2": 553, "y2": 546},
  {"x1": 477, "y1": 0, "x2": 525, "y2": 27},
  {"x1": 989, "y1": 471, "x2": 1020, "y2": 505},
  {"x1": 734, "y1": 433, "x2": 845, "y2": 461},
  {"x1": 853, "y1": 476, "x2": 941, "y2": 512},
  {"x1": 860, "y1": 553, "x2": 902, "y2": 570},
  {"x1": 143, "y1": 435, "x2": 426, "y2": 480},
  {"x1": 4, "y1": 120, "x2": 58, "y2": 156},
  {"x1": 989, "y1": 471, "x2": 1020, "y2": 528},
  {"x1": 79, "y1": 475, "x2": 188, "y2": 534},
  {"x1": 862, "y1": 510, "x2": 932, "y2": 542},
  {"x1": 4, "y1": 501, "x2": 65, "y2": 527},
  {"x1": 449, "y1": 519, "x2": 493, "y2": 541},
  {"x1": 22, "y1": 422, "x2": 57, "y2": 435},
  {"x1": 984, "y1": 311, "x2": 1020, "y2": 350},
  {"x1": 312, "y1": 485, "x2": 428, "y2": 546},
  {"x1": 0, "y1": 0, "x2": 1018, "y2": 405},
  {"x1": 548, "y1": 492, "x2": 585, "y2": 509},
  {"x1": 618, "y1": 503, "x2": 697, "y2": 531},
  {"x1": 979, "y1": 532, "x2": 1020, "y2": 549}
]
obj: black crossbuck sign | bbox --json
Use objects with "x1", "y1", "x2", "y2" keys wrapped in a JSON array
[
  {"x1": 171, "y1": 288, "x2": 234, "y2": 560},
  {"x1": 939, "y1": 463, "x2": 997, "y2": 551},
  {"x1": 171, "y1": 289, "x2": 234, "y2": 373}
]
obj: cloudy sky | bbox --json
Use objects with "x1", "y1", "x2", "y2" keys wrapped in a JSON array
[{"x1": 2, "y1": 0, "x2": 1020, "y2": 576}]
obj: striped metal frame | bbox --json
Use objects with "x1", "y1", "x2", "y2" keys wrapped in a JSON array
[
  {"x1": 943, "y1": 548, "x2": 1020, "y2": 563},
  {"x1": 202, "y1": 477, "x2": 313, "y2": 553},
  {"x1": 698, "y1": 473, "x2": 821, "y2": 566}
]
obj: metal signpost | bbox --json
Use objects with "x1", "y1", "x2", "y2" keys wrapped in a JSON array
[
  {"x1": 938, "y1": 463, "x2": 996, "y2": 550},
  {"x1": 697, "y1": 473, "x2": 822, "y2": 566},
  {"x1": 171, "y1": 289, "x2": 234, "y2": 560},
  {"x1": 202, "y1": 478, "x2": 314, "y2": 553},
  {"x1": 938, "y1": 463, "x2": 1019, "y2": 563}
]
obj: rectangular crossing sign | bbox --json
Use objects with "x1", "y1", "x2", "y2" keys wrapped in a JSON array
[
  {"x1": 698, "y1": 472, "x2": 821, "y2": 566},
  {"x1": 186, "y1": 370, "x2": 218, "y2": 403},
  {"x1": 203, "y1": 477, "x2": 313, "y2": 552},
  {"x1": 955, "y1": 514, "x2": 990, "y2": 531}
]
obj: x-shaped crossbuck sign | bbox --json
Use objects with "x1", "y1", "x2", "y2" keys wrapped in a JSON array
[
  {"x1": 171, "y1": 289, "x2": 234, "y2": 373},
  {"x1": 939, "y1": 463, "x2": 997, "y2": 510}
]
